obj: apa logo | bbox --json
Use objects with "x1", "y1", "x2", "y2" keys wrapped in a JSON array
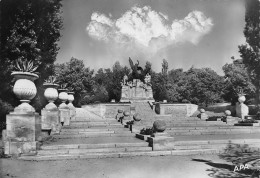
[{"x1": 233, "y1": 164, "x2": 250, "y2": 172}]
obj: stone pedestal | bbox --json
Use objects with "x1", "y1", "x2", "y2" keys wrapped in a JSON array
[
  {"x1": 116, "y1": 112, "x2": 124, "y2": 122},
  {"x1": 236, "y1": 102, "x2": 249, "y2": 119},
  {"x1": 41, "y1": 108, "x2": 60, "y2": 134},
  {"x1": 226, "y1": 116, "x2": 238, "y2": 123},
  {"x1": 155, "y1": 103, "x2": 198, "y2": 117},
  {"x1": 59, "y1": 107, "x2": 70, "y2": 126},
  {"x1": 200, "y1": 113, "x2": 208, "y2": 120},
  {"x1": 68, "y1": 103, "x2": 76, "y2": 121},
  {"x1": 4, "y1": 111, "x2": 41, "y2": 155},
  {"x1": 147, "y1": 135, "x2": 175, "y2": 151}
]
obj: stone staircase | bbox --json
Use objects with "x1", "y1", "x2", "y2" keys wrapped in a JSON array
[
  {"x1": 129, "y1": 102, "x2": 260, "y2": 136},
  {"x1": 19, "y1": 115, "x2": 156, "y2": 160},
  {"x1": 17, "y1": 105, "x2": 260, "y2": 161}
]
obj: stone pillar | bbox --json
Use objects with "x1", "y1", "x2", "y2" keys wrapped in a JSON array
[
  {"x1": 4, "y1": 72, "x2": 41, "y2": 156},
  {"x1": 116, "y1": 109, "x2": 124, "y2": 122},
  {"x1": 58, "y1": 89, "x2": 70, "y2": 126},
  {"x1": 67, "y1": 92, "x2": 76, "y2": 121},
  {"x1": 41, "y1": 83, "x2": 60, "y2": 134},
  {"x1": 122, "y1": 111, "x2": 131, "y2": 125},
  {"x1": 235, "y1": 95, "x2": 249, "y2": 119},
  {"x1": 199, "y1": 109, "x2": 208, "y2": 120}
]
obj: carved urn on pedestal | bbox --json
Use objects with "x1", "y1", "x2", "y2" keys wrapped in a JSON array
[
  {"x1": 43, "y1": 83, "x2": 59, "y2": 110},
  {"x1": 12, "y1": 71, "x2": 39, "y2": 112}
]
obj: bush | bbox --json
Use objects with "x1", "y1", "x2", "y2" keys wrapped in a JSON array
[
  {"x1": 140, "y1": 128, "x2": 154, "y2": 135},
  {"x1": 0, "y1": 99, "x2": 14, "y2": 132},
  {"x1": 239, "y1": 119, "x2": 258, "y2": 123}
]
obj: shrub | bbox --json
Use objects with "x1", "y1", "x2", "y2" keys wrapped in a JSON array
[
  {"x1": 0, "y1": 99, "x2": 14, "y2": 132},
  {"x1": 140, "y1": 128, "x2": 154, "y2": 135}
]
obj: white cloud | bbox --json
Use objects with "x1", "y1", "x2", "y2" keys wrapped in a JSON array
[{"x1": 86, "y1": 6, "x2": 213, "y2": 53}]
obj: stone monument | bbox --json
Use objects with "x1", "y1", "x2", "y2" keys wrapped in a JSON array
[{"x1": 120, "y1": 58, "x2": 154, "y2": 102}]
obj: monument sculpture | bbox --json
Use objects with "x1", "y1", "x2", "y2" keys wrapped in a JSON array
[{"x1": 120, "y1": 58, "x2": 154, "y2": 102}]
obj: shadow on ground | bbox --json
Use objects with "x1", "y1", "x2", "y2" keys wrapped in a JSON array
[{"x1": 192, "y1": 142, "x2": 260, "y2": 178}]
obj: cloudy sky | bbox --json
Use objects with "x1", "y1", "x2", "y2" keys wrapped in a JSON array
[{"x1": 56, "y1": 0, "x2": 246, "y2": 75}]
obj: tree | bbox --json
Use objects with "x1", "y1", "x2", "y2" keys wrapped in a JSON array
[
  {"x1": 161, "y1": 59, "x2": 168, "y2": 75},
  {"x1": 175, "y1": 67, "x2": 225, "y2": 106},
  {"x1": 55, "y1": 57, "x2": 94, "y2": 106},
  {"x1": 238, "y1": 0, "x2": 260, "y2": 104},
  {"x1": 105, "y1": 61, "x2": 130, "y2": 101},
  {"x1": 151, "y1": 59, "x2": 169, "y2": 101},
  {"x1": 222, "y1": 62, "x2": 255, "y2": 105},
  {"x1": 0, "y1": 0, "x2": 63, "y2": 110}
]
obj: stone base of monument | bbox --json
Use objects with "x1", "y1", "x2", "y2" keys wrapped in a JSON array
[
  {"x1": 4, "y1": 111, "x2": 41, "y2": 155},
  {"x1": 59, "y1": 109, "x2": 70, "y2": 126},
  {"x1": 147, "y1": 133, "x2": 175, "y2": 151},
  {"x1": 41, "y1": 109, "x2": 60, "y2": 134}
]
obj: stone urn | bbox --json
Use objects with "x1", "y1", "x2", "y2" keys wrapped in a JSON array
[
  {"x1": 153, "y1": 120, "x2": 166, "y2": 132},
  {"x1": 133, "y1": 113, "x2": 142, "y2": 121},
  {"x1": 58, "y1": 89, "x2": 69, "y2": 109},
  {"x1": 225, "y1": 110, "x2": 231, "y2": 116},
  {"x1": 236, "y1": 95, "x2": 249, "y2": 119},
  {"x1": 67, "y1": 92, "x2": 75, "y2": 107},
  {"x1": 238, "y1": 95, "x2": 246, "y2": 103},
  {"x1": 43, "y1": 83, "x2": 59, "y2": 110},
  {"x1": 123, "y1": 111, "x2": 130, "y2": 117},
  {"x1": 11, "y1": 71, "x2": 39, "y2": 112}
]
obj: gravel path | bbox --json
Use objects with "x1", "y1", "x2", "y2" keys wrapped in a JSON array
[{"x1": 1, "y1": 154, "x2": 230, "y2": 178}]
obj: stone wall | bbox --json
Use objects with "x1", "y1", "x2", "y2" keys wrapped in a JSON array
[
  {"x1": 104, "y1": 103, "x2": 131, "y2": 118},
  {"x1": 81, "y1": 103, "x2": 131, "y2": 118},
  {"x1": 155, "y1": 103, "x2": 198, "y2": 117}
]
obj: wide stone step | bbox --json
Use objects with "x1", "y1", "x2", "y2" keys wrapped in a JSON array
[
  {"x1": 69, "y1": 122, "x2": 120, "y2": 126},
  {"x1": 18, "y1": 149, "x2": 219, "y2": 161},
  {"x1": 37, "y1": 146, "x2": 152, "y2": 156},
  {"x1": 71, "y1": 120, "x2": 118, "y2": 124},
  {"x1": 41, "y1": 142, "x2": 149, "y2": 150},
  {"x1": 73, "y1": 118, "x2": 115, "y2": 122},
  {"x1": 167, "y1": 123, "x2": 230, "y2": 127},
  {"x1": 167, "y1": 128, "x2": 260, "y2": 132},
  {"x1": 60, "y1": 130, "x2": 116, "y2": 135},
  {"x1": 63, "y1": 124, "x2": 123, "y2": 129},
  {"x1": 54, "y1": 132, "x2": 135, "y2": 139},
  {"x1": 174, "y1": 139, "x2": 260, "y2": 146},
  {"x1": 166, "y1": 126, "x2": 258, "y2": 130},
  {"x1": 168, "y1": 129, "x2": 260, "y2": 136},
  {"x1": 61, "y1": 127, "x2": 128, "y2": 132}
]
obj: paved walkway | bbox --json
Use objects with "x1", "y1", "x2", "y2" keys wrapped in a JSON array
[{"x1": 0, "y1": 154, "x2": 232, "y2": 178}]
